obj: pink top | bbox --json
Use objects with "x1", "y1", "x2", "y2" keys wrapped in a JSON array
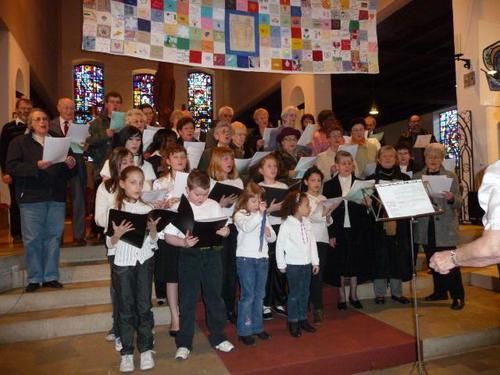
[{"x1": 311, "y1": 130, "x2": 330, "y2": 156}]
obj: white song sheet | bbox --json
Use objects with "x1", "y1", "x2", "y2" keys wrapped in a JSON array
[
  {"x1": 42, "y1": 137, "x2": 72, "y2": 163},
  {"x1": 421, "y1": 175, "x2": 453, "y2": 197},
  {"x1": 172, "y1": 172, "x2": 189, "y2": 198},
  {"x1": 375, "y1": 180, "x2": 435, "y2": 219},
  {"x1": 413, "y1": 134, "x2": 432, "y2": 148},
  {"x1": 297, "y1": 124, "x2": 319, "y2": 146},
  {"x1": 184, "y1": 142, "x2": 205, "y2": 169}
]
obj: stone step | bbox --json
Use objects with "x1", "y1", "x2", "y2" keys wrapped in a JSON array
[
  {"x1": 0, "y1": 281, "x2": 112, "y2": 314},
  {"x1": 469, "y1": 266, "x2": 500, "y2": 292},
  {"x1": 0, "y1": 303, "x2": 172, "y2": 344},
  {"x1": 6, "y1": 261, "x2": 110, "y2": 291}
]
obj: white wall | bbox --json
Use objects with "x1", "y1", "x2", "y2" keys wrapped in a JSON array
[{"x1": 452, "y1": 0, "x2": 500, "y2": 172}]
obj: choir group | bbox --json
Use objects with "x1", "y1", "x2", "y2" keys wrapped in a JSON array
[{"x1": 0, "y1": 95, "x2": 465, "y2": 373}]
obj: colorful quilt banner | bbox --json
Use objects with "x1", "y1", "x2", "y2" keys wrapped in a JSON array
[{"x1": 81, "y1": 0, "x2": 379, "y2": 74}]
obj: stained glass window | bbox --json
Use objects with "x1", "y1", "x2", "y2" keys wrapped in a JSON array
[
  {"x1": 73, "y1": 64, "x2": 104, "y2": 124},
  {"x1": 439, "y1": 109, "x2": 459, "y2": 162},
  {"x1": 133, "y1": 73, "x2": 155, "y2": 107},
  {"x1": 187, "y1": 72, "x2": 213, "y2": 131}
]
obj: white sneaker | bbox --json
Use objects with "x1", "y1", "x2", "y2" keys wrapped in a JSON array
[
  {"x1": 115, "y1": 337, "x2": 123, "y2": 352},
  {"x1": 119, "y1": 354, "x2": 134, "y2": 373},
  {"x1": 215, "y1": 340, "x2": 235, "y2": 353},
  {"x1": 140, "y1": 350, "x2": 155, "y2": 370},
  {"x1": 175, "y1": 347, "x2": 190, "y2": 360},
  {"x1": 105, "y1": 331, "x2": 116, "y2": 342}
]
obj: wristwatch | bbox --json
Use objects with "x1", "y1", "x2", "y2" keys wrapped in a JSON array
[{"x1": 450, "y1": 250, "x2": 459, "y2": 267}]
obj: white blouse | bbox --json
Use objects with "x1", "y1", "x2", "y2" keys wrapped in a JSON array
[
  {"x1": 276, "y1": 216, "x2": 319, "y2": 269},
  {"x1": 105, "y1": 200, "x2": 157, "y2": 266},
  {"x1": 100, "y1": 158, "x2": 155, "y2": 191},
  {"x1": 339, "y1": 174, "x2": 352, "y2": 228},
  {"x1": 306, "y1": 193, "x2": 332, "y2": 243}
]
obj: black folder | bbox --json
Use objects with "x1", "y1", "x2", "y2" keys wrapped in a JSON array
[
  {"x1": 261, "y1": 181, "x2": 301, "y2": 217},
  {"x1": 170, "y1": 194, "x2": 228, "y2": 247},
  {"x1": 208, "y1": 182, "x2": 242, "y2": 202},
  {"x1": 106, "y1": 209, "x2": 149, "y2": 249},
  {"x1": 107, "y1": 208, "x2": 178, "y2": 248}
]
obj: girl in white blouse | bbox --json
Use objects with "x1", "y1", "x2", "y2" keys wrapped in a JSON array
[
  {"x1": 276, "y1": 192, "x2": 319, "y2": 338},
  {"x1": 152, "y1": 144, "x2": 189, "y2": 336},
  {"x1": 107, "y1": 166, "x2": 159, "y2": 372},
  {"x1": 233, "y1": 182, "x2": 276, "y2": 346},
  {"x1": 302, "y1": 166, "x2": 333, "y2": 324},
  {"x1": 208, "y1": 146, "x2": 244, "y2": 323}
]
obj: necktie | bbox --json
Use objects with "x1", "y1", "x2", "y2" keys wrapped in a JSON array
[
  {"x1": 63, "y1": 121, "x2": 69, "y2": 136},
  {"x1": 258, "y1": 211, "x2": 267, "y2": 252}
]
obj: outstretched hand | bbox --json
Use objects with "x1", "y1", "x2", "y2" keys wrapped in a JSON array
[{"x1": 111, "y1": 219, "x2": 134, "y2": 243}]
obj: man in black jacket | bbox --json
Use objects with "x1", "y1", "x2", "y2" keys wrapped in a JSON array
[{"x1": 0, "y1": 98, "x2": 32, "y2": 243}]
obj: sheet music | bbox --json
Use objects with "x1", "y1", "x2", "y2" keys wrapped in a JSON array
[
  {"x1": 172, "y1": 171, "x2": 189, "y2": 198},
  {"x1": 263, "y1": 128, "x2": 280, "y2": 150},
  {"x1": 297, "y1": 124, "x2": 319, "y2": 146},
  {"x1": 235, "y1": 158, "x2": 251, "y2": 174},
  {"x1": 249, "y1": 151, "x2": 271, "y2": 167},
  {"x1": 421, "y1": 175, "x2": 453, "y2": 197},
  {"x1": 413, "y1": 134, "x2": 432, "y2": 148},
  {"x1": 141, "y1": 189, "x2": 169, "y2": 203},
  {"x1": 67, "y1": 123, "x2": 89, "y2": 144},
  {"x1": 142, "y1": 127, "x2": 161, "y2": 151},
  {"x1": 338, "y1": 144, "x2": 358, "y2": 158},
  {"x1": 295, "y1": 156, "x2": 317, "y2": 172},
  {"x1": 344, "y1": 179, "x2": 375, "y2": 203},
  {"x1": 184, "y1": 141, "x2": 205, "y2": 169},
  {"x1": 318, "y1": 197, "x2": 343, "y2": 211},
  {"x1": 368, "y1": 131, "x2": 384, "y2": 142},
  {"x1": 363, "y1": 162, "x2": 377, "y2": 177},
  {"x1": 375, "y1": 180, "x2": 435, "y2": 219},
  {"x1": 110, "y1": 111, "x2": 125, "y2": 131},
  {"x1": 42, "y1": 137, "x2": 72, "y2": 163}
]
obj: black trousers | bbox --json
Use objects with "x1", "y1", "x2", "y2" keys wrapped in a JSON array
[
  {"x1": 424, "y1": 219, "x2": 464, "y2": 300},
  {"x1": 112, "y1": 257, "x2": 155, "y2": 355},
  {"x1": 221, "y1": 224, "x2": 238, "y2": 314},
  {"x1": 263, "y1": 225, "x2": 288, "y2": 307},
  {"x1": 8, "y1": 183, "x2": 21, "y2": 237},
  {"x1": 309, "y1": 242, "x2": 328, "y2": 310},
  {"x1": 176, "y1": 247, "x2": 227, "y2": 350},
  {"x1": 108, "y1": 255, "x2": 120, "y2": 336}
]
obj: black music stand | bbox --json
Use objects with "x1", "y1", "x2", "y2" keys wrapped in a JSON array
[{"x1": 363, "y1": 180, "x2": 443, "y2": 375}]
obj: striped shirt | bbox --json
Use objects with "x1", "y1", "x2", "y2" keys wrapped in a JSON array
[{"x1": 106, "y1": 200, "x2": 157, "y2": 266}]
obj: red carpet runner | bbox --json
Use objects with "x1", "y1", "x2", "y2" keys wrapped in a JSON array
[{"x1": 197, "y1": 287, "x2": 417, "y2": 374}]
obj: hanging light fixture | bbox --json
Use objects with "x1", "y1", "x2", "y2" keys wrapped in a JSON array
[{"x1": 369, "y1": 102, "x2": 379, "y2": 115}]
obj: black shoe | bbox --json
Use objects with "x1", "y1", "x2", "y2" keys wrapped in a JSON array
[
  {"x1": 272, "y1": 305, "x2": 287, "y2": 317},
  {"x1": 25, "y1": 283, "x2": 40, "y2": 293},
  {"x1": 375, "y1": 297, "x2": 386, "y2": 304},
  {"x1": 287, "y1": 322, "x2": 301, "y2": 338},
  {"x1": 451, "y1": 299, "x2": 465, "y2": 310},
  {"x1": 424, "y1": 293, "x2": 448, "y2": 301},
  {"x1": 254, "y1": 331, "x2": 271, "y2": 340},
  {"x1": 313, "y1": 309, "x2": 323, "y2": 324},
  {"x1": 227, "y1": 311, "x2": 237, "y2": 324},
  {"x1": 349, "y1": 298, "x2": 363, "y2": 309},
  {"x1": 238, "y1": 335, "x2": 256, "y2": 346},
  {"x1": 42, "y1": 280, "x2": 64, "y2": 289},
  {"x1": 337, "y1": 302, "x2": 347, "y2": 310},
  {"x1": 169, "y1": 330, "x2": 179, "y2": 337},
  {"x1": 391, "y1": 295, "x2": 410, "y2": 304},
  {"x1": 299, "y1": 320, "x2": 316, "y2": 333}
]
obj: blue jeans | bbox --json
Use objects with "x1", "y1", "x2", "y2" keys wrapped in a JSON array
[
  {"x1": 20, "y1": 201, "x2": 65, "y2": 284},
  {"x1": 236, "y1": 257, "x2": 269, "y2": 336},
  {"x1": 286, "y1": 264, "x2": 311, "y2": 322}
]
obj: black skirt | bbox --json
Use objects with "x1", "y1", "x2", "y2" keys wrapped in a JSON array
[{"x1": 155, "y1": 239, "x2": 180, "y2": 284}]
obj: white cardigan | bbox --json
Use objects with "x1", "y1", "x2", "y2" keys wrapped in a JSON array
[{"x1": 234, "y1": 210, "x2": 276, "y2": 259}]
